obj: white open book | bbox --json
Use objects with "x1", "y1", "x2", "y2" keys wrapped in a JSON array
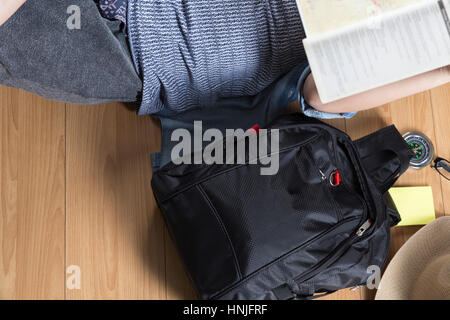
[{"x1": 296, "y1": 0, "x2": 450, "y2": 103}]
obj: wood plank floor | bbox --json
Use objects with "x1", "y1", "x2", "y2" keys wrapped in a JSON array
[{"x1": 0, "y1": 83, "x2": 449, "y2": 300}]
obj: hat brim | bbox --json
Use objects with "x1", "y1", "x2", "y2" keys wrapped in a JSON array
[{"x1": 376, "y1": 216, "x2": 450, "y2": 300}]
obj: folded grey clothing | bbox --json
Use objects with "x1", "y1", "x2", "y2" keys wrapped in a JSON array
[{"x1": 0, "y1": 0, "x2": 142, "y2": 105}]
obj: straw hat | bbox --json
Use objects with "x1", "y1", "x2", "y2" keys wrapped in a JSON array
[{"x1": 376, "y1": 216, "x2": 450, "y2": 300}]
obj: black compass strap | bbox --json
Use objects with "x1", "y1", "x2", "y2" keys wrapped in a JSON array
[{"x1": 355, "y1": 126, "x2": 413, "y2": 194}]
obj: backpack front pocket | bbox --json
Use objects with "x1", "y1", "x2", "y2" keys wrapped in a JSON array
[
  {"x1": 157, "y1": 185, "x2": 242, "y2": 299},
  {"x1": 199, "y1": 139, "x2": 352, "y2": 278}
]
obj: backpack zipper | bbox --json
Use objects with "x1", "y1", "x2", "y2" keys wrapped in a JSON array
[
  {"x1": 356, "y1": 219, "x2": 372, "y2": 236},
  {"x1": 212, "y1": 216, "x2": 361, "y2": 299},
  {"x1": 289, "y1": 134, "x2": 380, "y2": 296},
  {"x1": 293, "y1": 219, "x2": 373, "y2": 286},
  {"x1": 288, "y1": 133, "x2": 376, "y2": 290},
  {"x1": 291, "y1": 129, "x2": 377, "y2": 290}
]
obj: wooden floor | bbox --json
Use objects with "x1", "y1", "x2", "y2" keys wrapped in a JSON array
[{"x1": 0, "y1": 83, "x2": 449, "y2": 300}]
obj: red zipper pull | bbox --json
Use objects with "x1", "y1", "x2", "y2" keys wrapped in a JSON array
[
  {"x1": 330, "y1": 170, "x2": 342, "y2": 186},
  {"x1": 249, "y1": 124, "x2": 260, "y2": 135}
]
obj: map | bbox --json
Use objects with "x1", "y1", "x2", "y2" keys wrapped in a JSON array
[{"x1": 296, "y1": 0, "x2": 427, "y2": 36}]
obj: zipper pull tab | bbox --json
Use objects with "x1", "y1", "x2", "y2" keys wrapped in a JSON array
[
  {"x1": 356, "y1": 219, "x2": 372, "y2": 236},
  {"x1": 319, "y1": 169, "x2": 327, "y2": 181}
]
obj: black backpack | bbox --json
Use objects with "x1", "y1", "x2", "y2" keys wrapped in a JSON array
[{"x1": 151, "y1": 114, "x2": 412, "y2": 300}]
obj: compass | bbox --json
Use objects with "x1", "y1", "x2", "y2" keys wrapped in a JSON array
[{"x1": 403, "y1": 132, "x2": 434, "y2": 170}]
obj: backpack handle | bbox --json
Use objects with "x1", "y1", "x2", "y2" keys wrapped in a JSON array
[{"x1": 354, "y1": 126, "x2": 413, "y2": 194}]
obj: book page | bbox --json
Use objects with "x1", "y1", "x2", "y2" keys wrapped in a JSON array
[
  {"x1": 303, "y1": 0, "x2": 450, "y2": 103},
  {"x1": 297, "y1": 0, "x2": 426, "y2": 37}
]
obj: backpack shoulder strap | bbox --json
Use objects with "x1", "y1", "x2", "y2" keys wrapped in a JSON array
[{"x1": 354, "y1": 126, "x2": 413, "y2": 194}]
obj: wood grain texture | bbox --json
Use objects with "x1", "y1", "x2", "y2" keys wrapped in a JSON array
[
  {"x1": 345, "y1": 104, "x2": 393, "y2": 140},
  {"x1": 0, "y1": 87, "x2": 65, "y2": 299},
  {"x1": 65, "y1": 103, "x2": 165, "y2": 299},
  {"x1": 0, "y1": 82, "x2": 449, "y2": 300},
  {"x1": 317, "y1": 288, "x2": 361, "y2": 300},
  {"x1": 430, "y1": 83, "x2": 450, "y2": 216}
]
